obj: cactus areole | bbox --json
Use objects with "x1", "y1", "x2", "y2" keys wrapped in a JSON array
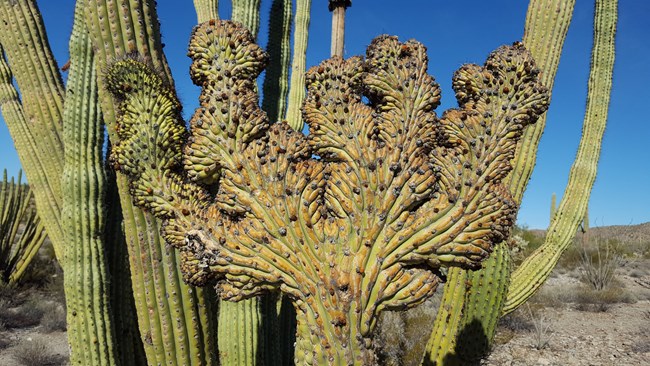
[{"x1": 106, "y1": 20, "x2": 549, "y2": 365}]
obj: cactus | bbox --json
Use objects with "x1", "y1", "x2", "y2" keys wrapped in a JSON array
[
  {"x1": 61, "y1": 3, "x2": 118, "y2": 364},
  {"x1": 0, "y1": 170, "x2": 46, "y2": 285},
  {"x1": 106, "y1": 16, "x2": 549, "y2": 363},
  {"x1": 550, "y1": 192, "x2": 557, "y2": 222}
]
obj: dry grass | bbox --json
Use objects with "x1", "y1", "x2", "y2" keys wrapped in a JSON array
[
  {"x1": 41, "y1": 302, "x2": 66, "y2": 333},
  {"x1": 11, "y1": 337, "x2": 68, "y2": 366}
]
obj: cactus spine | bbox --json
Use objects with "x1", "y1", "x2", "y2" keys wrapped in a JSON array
[
  {"x1": 61, "y1": 3, "x2": 117, "y2": 364},
  {"x1": 0, "y1": 170, "x2": 46, "y2": 285}
]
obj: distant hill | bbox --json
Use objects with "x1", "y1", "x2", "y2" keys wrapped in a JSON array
[{"x1": 528, "y1": 222, "x2": 650, "y2": 244}]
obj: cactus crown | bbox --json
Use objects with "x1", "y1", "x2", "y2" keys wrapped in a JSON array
[{"x1": 107, "y1": 20, "x2": 549, "y2": 363}]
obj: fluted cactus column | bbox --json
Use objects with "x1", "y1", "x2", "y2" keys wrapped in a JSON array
[
  {"x1": 61, "y1": 3, "x2": 117, "y2": 364},
  {"x1": 0, "y1": 0, "x2": 65, "y2": 258},
  {"x1": 0, "y1": 170, "x2": 46, "y2": 285},
  {"x1": 106, "y1": 19, "x2": 548, "y2": 365},
  {"x1": 285, "y1": 0, "x2": 312, "y2": 131}
]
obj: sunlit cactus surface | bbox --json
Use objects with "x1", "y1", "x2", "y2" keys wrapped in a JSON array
[{"x1": 107, "y1": 20, "x2": 549, "y2": 365}]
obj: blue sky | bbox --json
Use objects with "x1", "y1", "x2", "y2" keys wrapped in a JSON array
[{"x1": 0, "y1": 1, "x2": 648, "y2": 229}]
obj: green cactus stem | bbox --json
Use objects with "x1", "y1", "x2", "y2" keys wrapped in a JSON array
[
  {"x1": 262, "y1": 0, "x2": 293, "y2": 124},
  {"x1": 0, "y1": 0, "x2": 66, "y2": 258},
  {"x1": 232, "y1": 0, "x2": 262, "y2": 38},
  {"x1": 61, "y1": 3, "x2": 117, "y2": 364},
  {"x1": 550, "y1": 192, "x2": 557, "y2": 222},
  {"x1": 194, "y1": 0, "x2": 220, "y2": 22},
  {"x1": 285, "y1": 0, "x2": 312, "y2": 131},
  {"x1": 0, "y1": 170, "x2": 46, "y2": 285},
  {"x1": 329, "y1": 0, "x2": 351, "y2": 57},
  {"x1": 503, "y1": 0, "x2": 617, "y2": 314},
  {"x1": 83, "y1": 1, "x2": 217, "y2": 364},
  {"x1": 106, "y1": 19, "x2": 548, "y2": 364}
]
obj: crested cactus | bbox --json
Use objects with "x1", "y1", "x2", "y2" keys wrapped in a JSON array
[
  {"x1": 0, "y1": 170, "x2": 46, "y2": 285},
  {"x1": 106, "y1": 17, "x2": 549, "y2": 364}
]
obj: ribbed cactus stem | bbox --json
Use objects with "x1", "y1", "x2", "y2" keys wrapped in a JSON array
[
  {"x1": 0, "y1": 0, "x2": 65, "y2": 212},
  {"x1": 550, "y1": 192, "x2": 557, "y2": 222},
  {"x1": 0, "y1": 170, "x2": 46, "y2": 285},
  {"x1": 217, "y1": 300, "x2": 262, "y2": 365},
  {"x1": 262, "y1": 0, "x2": 293, "y2": 123},
  {"x1": 285, "y1": 0, "x2": 312, "y2": 131},
  {"x1": 194, "y1": 0, "x2": 220, "y2": 22},
  {"x1": 503, "y1": 0, "x2": 617, "y2": 314},
  {"x1": 507, "y1": 0, "x2": 576, "y2": 202},
  {"x1": 61, "y1": 3, "x2": 117, "y2": 365},
  {"x1": 231, "y1": 0, "x2": 262, "y2": 38},
  {"x1": 0, "y1": 5, "x2": 65, "y2": 258},
  {"x1": 83, "y1": 1, "x2": 217, "y2": 365},
  {"x1": 329, "y1": 0, "x2": 350, "y2": 57}
]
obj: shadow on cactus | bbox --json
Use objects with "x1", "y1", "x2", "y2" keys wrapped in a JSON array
[{"x1": 106, "y1": 20, "x2": 549, "y2": 365}]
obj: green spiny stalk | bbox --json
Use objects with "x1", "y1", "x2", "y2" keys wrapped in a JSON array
[
  {"x1": 194, "y1": 0, "x2": 220, "y2": 22},
  {"x1": 262, "y1": 0, "x2": 293, "y2": 123},
  {"x1": 0, "y1": 170, "x2": 46, "y2": 285},
  {"x1": 285, "y1": 0, "x2": 312, "y2": 131},
  {"x1": 83, "y1": 1, "x2": 217, "y2": 364},
  {"x1": 551, "y1": 192, "x2": 557, "y2": 222},
  {"x1": 61, "y1": 3, "x2": 117, "y2": 364},
  {"x1": 503, "y1": 0, "x2": 617, "y2": 313},
  {"x1": 232, "y1": 0, "x2": 262, "y2": 39},
  {"x1": 0, "y1": 1, "x2": 65, "y2": 256}
]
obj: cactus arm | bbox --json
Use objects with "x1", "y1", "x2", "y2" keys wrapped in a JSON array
[
  {"x1": 231, "y1": 0, "x2": 262, "y2": 38},
  {"x1": 261, "y1": 0, "x2": 293, "y2": 123},
  {"x1": 550, "y1": 192, "x2": 557, "y2": 221},
  {"x1": 503, "y1": 0, "x2": 617, "y2": 314},
  {"x1": 0, "y1": 0, "x2": 65, "y2": 206},
  {"x1": 60, "y1": 3, "x2": 118, "y2": 364},
  {"x1": 194, "y1": 0, "x2": 220, "y2": 22},
  {"x1": 0, "y1": 170, "x2": 46, "y2": 285},
  {"x1": 285, "y1": 0, "x2": 311, "y2": 131},
  {"x1": 83, "y1": 1, "x2": 217, "y2": 365},
  {"x1": 507, "y1": 0, "x2": 577, "y2": 202}
]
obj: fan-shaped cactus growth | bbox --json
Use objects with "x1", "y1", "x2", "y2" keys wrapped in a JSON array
[{"x1": 107, "y1": 19, "x2": 548, "y2": 365}]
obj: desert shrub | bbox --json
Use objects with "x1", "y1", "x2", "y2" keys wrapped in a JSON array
[
  {"x1": 41, "y1": 302, "x2": 66, "y2": 333},
  {"x1": 525, "y1": 305, "x2": 553, "y2": 350},
  {"x1": 374, "y1": 293, "x2": 440, "y2": 366},
  {"x1": 580, "y1": 240, "x2": 623, "y2": 290},
  {"x1": 573, "y1": 285, "x2": 634, "y2": 312},
  {"x1": 0, "y1": 296, "x2": 46, "y2": 329},
  {"x1": 12, "y1": 337, "x2": 68, "y2": 366}
]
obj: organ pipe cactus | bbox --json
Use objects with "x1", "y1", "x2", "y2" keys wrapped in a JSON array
[
  {"x1": 0, "y1": 170, "x2": 46, "y2": 285},
  {"x1": 106, "y1": 19, "x2": 549, "y2": 364}
]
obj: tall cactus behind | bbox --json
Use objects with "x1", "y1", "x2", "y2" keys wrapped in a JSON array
[
  {"x1": 61, "y1": 3, "x2": 118, "y2": 365},
  {"x1": 0, "y1": 170, "x2": 46, "y2": 285},
  {"x1": 550, "y1": 192, "x2": 557, "y2": 221}
]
